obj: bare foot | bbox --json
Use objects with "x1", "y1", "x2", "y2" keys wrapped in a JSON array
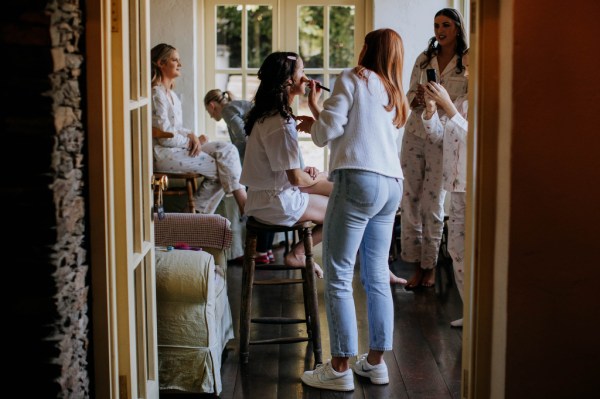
[
  {"x1": 421, "y1": 268, "x2": 436, "y2": 287},
  {"x1": 284, "y1": 253, "x2": 324, "y2": 278},
  {"x1": 313, "y1": 263, "x2": 324, "y2": 278},
  {"x1": 405, "y1": 264, "x2": 424, "y2": 289},
  {"x1": 389, "y1": 270, "x2": 407, "y2": 285}
]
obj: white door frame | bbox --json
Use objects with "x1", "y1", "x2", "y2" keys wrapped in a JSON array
[{"x1": 87, "y1": 1, "x2": 159, "y2": 398}]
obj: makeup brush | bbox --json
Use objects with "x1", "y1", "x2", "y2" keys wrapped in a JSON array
[
  {"x1": 302, "y1": 77, "x2": 330, "y2": 92},
  {"x1": 314, "y1": 82, "x2": 330, "y2": 92}
]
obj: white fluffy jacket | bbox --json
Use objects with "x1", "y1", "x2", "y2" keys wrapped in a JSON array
[{"x1": 310, "y1": 68, "x2": 403, "y2": 179}]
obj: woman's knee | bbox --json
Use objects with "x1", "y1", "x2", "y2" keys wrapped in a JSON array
[
  {"x1": 301, "y1": 207, "x2": 325, "y2": 224},
  {"x1": 303, "y1": 195, "x2": 328, "y2": 223}
]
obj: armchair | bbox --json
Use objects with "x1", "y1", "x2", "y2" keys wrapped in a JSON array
[{"x1": 154, "y1": 213, "x2": 234, "y2": 395}]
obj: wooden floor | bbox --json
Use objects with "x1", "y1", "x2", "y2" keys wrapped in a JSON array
[{"x1": 162, "y1": 248, "x2": 463, "y2": 399}]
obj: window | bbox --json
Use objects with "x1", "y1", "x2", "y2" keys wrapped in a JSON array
[
  {"x1": 214, "y1": 3, "x2": 274, "y2": 97},
  {"x1": 205, "y1": 0, "x2": 365, "y2": 171},
  {"x1": 294, "y1": 2, "x2": 361, "y2": 170}
]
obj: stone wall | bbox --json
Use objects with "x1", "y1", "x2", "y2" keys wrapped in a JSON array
[{"x1": 2, "y1": 0, "x2": 89, "y2": 397}]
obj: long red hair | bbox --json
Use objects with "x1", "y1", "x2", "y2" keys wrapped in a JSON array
[{"x1": 354, "y1": 29, "x2": 409, "y2": 128}]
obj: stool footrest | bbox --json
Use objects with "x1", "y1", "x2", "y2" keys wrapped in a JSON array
[
  {"x1": 253, "y1": 278, "x2": 304, "y2": 286},
  {"x1": 251, "y1": 317, "x2": 306, "y2": 324},
  {"x1": 160, "y1": 188, "x2": 188, "y2": 195},
  {"x1": 255, "y1": 264, "x2": 305, "y2": 271},
  {"x1": 250, "y1": 336, "x2": 310, "y2": 345}
]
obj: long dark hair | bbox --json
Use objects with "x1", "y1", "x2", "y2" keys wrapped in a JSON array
[
  {"x1": 421, "y1": 8, "x2": 469, "y2": 74},
  {"x1": 244, "y1": 51, "x2": 299, "y2": 135},
  {"x1": 354, "y1": 28, "x2": 409, "y2": 128}
]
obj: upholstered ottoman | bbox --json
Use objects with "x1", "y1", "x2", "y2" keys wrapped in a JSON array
[{"x1": 154, "y1": 213, "x2": 233, "y2": 395}]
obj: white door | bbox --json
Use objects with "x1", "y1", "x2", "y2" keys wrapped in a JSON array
[{"x1": 88, "y1": 0, "x2": 159, "y2": 397}]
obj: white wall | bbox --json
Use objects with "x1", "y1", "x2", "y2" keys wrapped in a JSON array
[
  {"x1": 373, "y1": 0, "x2": 452, "y2": 150},
  {"x1": 150, "y1": 0, "x2": 198, "y2": 133},
  {"x1": 374, "y1": 0, "x2": 451, "y2": 91}
]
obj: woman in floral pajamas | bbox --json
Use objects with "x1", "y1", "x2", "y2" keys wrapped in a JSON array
[
  {"x1": 400, "y1": 8, "x2": 468, "y2": 288},
  {"x1": 151, "y1": 43, "x2": 246, "y2": 215}
]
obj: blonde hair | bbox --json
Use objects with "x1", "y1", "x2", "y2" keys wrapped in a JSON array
[
  {"x1": 354, "y1": 29, "x2": 409, "y2": 128},
  {"x1": 204, "y1": 89, "x2": 233, "y2": 107},
  {"x1": 150, "y1": 43, "x2": 177, "y2": 88}
]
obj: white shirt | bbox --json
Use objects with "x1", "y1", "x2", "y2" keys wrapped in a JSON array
[
  {"x1": 241, "y1": 114, "x2": 308, "y2": 226},
  {"x1": 422, "y1": 96, "x2": 469, "y2": 192},
  {"x1": 241, "y1": 115, "x2": 302, "y2": 190},
  {"x1": 405, "y1": 52, "x2": 468, "y2": 138},
  {"x1": 152, "y1": 84, "x2": 191, "y2": 149},
  {"x1": 310, "y1": 68, "x2": 403, "y2": 179}
]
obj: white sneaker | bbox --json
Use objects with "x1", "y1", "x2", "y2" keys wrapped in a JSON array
[
  {"x1": 351, "y1": 354, "x2": 389, "y2": 384},
  {"x1": 450, "y1": 318, "x2": 463, "y2": 327},
  {"x1": 301, "y1": 361, "x2": 354, "y2": 391}
]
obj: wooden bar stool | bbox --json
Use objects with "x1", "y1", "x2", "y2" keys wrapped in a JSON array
[
  {"x1": 153, "y1": 171, "x2": 204, "y2": 213},
  {"x1": 239, "y1": 217, "x2": 322, "y2": 366}
]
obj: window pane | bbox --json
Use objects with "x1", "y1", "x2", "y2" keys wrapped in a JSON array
[
  {"x1": 244, "y1": 74, "x2": 260, "y2": 101},
  {"x1": 217, "y1": 73, "x2": 241, "y2": 99},
  {"x1": 217, "y1": 5, "x2": 242, "y2": 68},
  {"x1": 247, "y1": 5, "x2": 272, "y2": 68},
  {"x1": 299, "y1": 6, "x2": 323, "y2": 68},
  {"x1": 330, "y1": 6, "x2": 355, "y2": 68},
  {"x1": 220, "y1": 73, "x2": 259, "y2": 102}
]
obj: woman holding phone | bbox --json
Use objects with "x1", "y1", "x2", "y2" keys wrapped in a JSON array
[{"x1": 400, "y1": 8, "x2": 469, "y2": 289}]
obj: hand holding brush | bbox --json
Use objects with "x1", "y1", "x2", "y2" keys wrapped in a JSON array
[{"x1": 302, "y1": 76, "x2": 330, "y2": 92}]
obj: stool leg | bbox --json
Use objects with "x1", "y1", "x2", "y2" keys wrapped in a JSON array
[
  {"x1": 283, "y1": 231, "x2": 290, "y2": 256},
  {"x1": 299, "y1": 228, "x2": 312, "y2": 337},
  {"x1": 302, "y1": 226, "x2": 322, "y2": 365},
  {"x1": 240, "y1": 229, "x2": 258, "y2": 363},
  {"x1": 185, "y1": 178, "x2": 196, "y2": 213},
  {"x1": 284, "y1": 230, "x2": 300, "y2": 256},
  {"x1": 300, "y1": 266, "x2": 311, "y2": 338}
]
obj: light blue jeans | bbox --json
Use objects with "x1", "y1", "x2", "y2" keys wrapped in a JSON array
[{"x1": 323, "y1": 169, "x2": 402, "y2": 357}]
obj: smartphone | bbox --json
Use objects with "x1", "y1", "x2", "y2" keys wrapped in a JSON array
[{"x1": 426, "y1": 68, "x2": 438, "y2": 83}]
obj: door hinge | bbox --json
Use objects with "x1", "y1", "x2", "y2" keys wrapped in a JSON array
[{"x1": 111, "y1": 0, "x2": 120, "y2": 32}]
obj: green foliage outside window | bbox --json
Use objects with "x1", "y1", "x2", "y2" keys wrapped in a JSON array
[
  {"x1": 217, "y1": 4, "x2": 354, "y2": 70},
  {"x1": 217, "y1": 5, "x2": 273, "y2": 69},
  {"x1": 217, "y1": 6, "x2": 242, "y2": 68},
  {"x1": 330, "y1": 6, "x2": 355, "y2": 68},
  {"x1": 299, "y1": 6, "x2": 355, "y2": 68},
  {"x1": 248, "y1": 6, "x2": 273, "y2": 68},
  {"x1": 299, "y1": 6, "x2": 324, "y2": 68}
]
